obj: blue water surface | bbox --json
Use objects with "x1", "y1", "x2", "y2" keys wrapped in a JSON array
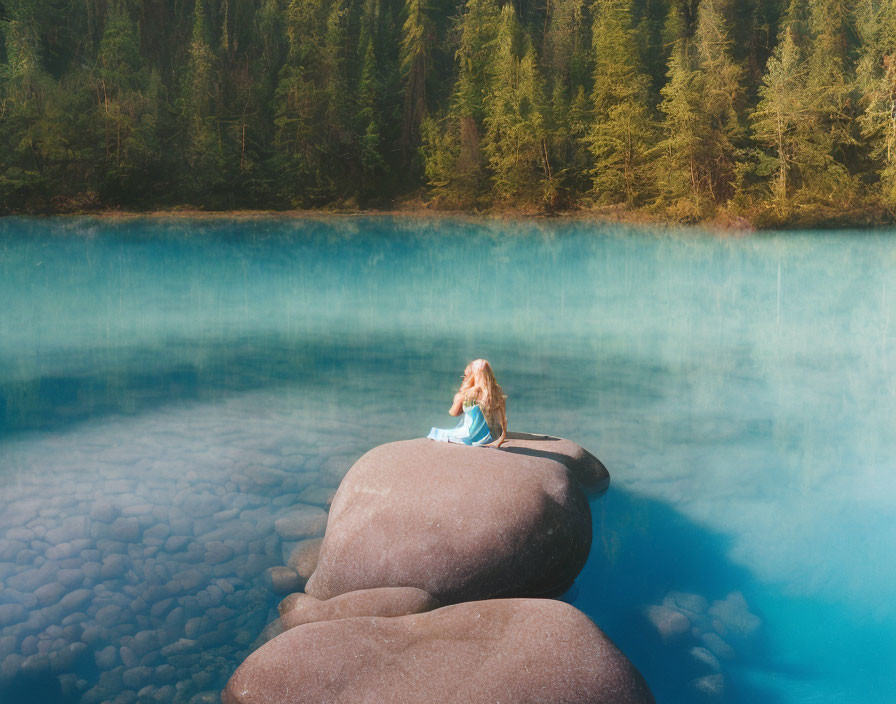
[{"x1": 1, "y1": 216, "x2": 894, "y2": 703}]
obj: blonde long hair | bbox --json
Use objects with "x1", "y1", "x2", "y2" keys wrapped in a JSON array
[{"x1": 459, "y1": 359, "x2": 506, "y2": 430}]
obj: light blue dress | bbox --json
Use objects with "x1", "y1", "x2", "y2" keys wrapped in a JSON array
[{"x1": 427, "y1": 402, "x2": 494, "y2": 446}]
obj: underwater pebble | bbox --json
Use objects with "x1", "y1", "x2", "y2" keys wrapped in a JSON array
[
  {"x1": 4, "y1": 587, "x2": 38, "y2": 610},
  {"x1": 58, "y1": 568, "x2": 85, "y2": 588},
  {"x1": 665, "y1": 591, "x2": 709, "y2": 615},
  {"x1": 109, "y1": 518, "x2": 142, "y2": 542},
  {"x1": 121, "y1": 504, "x2": 155, "y2": 519},
  {"x1": 297, "y1": 485, "x2": 338, "y2": 507},
  {"x1": 95, "y1": 605, "x2": 124, "y2": 628},
  {"x1": 273, "y1": 507, "x2": 328, "y2": 540},
  {"x1": 689, "y1": 646, "x2": 721, "y2": 671},
  {"x1": 0, "y1": 652, "x2": 24, "y2": 680},
  {"x1": 59, "y1": 588, "x2": 92, "y2": 611},
  {"x1": 6, "y1": 527, "x2": 35, "y2": 542},
  {"x1": 0, "y1": 636, "x2": 16, "y2": 661},
  {"x1": 144, "y1": 524, "x2": 171, "y2": 544},
  {"x1": 95, "y1": 645, "x2": 118, "y2": 669},
  {"x1": 286, "y1": 537, "x2": 323, "y2": 579},
  {"x1": 645, "y1": 604, "x2": 690, "y2": 639},
  {"x1": 7, "y1": 566, "x2": 47, "y2": 592},
  {"x1": 35, "y1": 581, "x2": 66, "y2": 606},
  {"x1": 204, "y1": 542, "x2": 234, "y2": 565},
  {"x1": 164, "y1": 535, "x2": 190, "y2": 552},
  {"x1": 708, "y1": 591, "x2": 761, "y2": 639},
  {"x1": 101, "y1": 554, "x2": 129, "y2": 579},
  {"x1": 265, "y1": 566, "x2": 302, "y2": 594},
  {"x1": 701, "y1": 632, "x2": 736, "y2": 660},
  {"x1": 691, "y1": 673, "x2": 725, "y2": 697},
  {"x1": 50, "y1": 642, "x2": 86, "y2": 672},
  {"x1": 121, "y1": 665, "x2": 151, "y2": 688},
  {"x1": 0, "y1": 603, "x2": 26, "y2": 627}
]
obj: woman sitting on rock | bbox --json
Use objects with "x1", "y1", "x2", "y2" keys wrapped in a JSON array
[{"x1": 427, "y1": 359, "x2": 507, "y2": 448}]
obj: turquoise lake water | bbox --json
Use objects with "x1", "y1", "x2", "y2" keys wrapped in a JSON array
[{"x1": 1, "y1": 216, "x2": 895, "y2": 703}]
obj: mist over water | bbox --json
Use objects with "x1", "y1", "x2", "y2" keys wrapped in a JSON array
[{"x1": 1, "y1": 216, "x2": 895, "y2": 703}]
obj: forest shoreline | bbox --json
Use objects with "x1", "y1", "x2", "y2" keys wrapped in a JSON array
[
  {"x1": 5, "y1": 1, "x2": 896, "y2": 234},
  {"x1": 5, "y1": 202, "x2": 894, "y2": 234}
]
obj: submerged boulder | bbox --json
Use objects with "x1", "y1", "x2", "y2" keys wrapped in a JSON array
[
  {"x1": 279, "y1": 587, "x2": 440, "y2": 630},
  {"x1": 285, "y1": 537, "x2": 323, "y2": 579},
  {"x1": 274, "y1": 506, "x2": 328, "y2": 540},
  {"x1": 265, "y1": 566, "x2": 303, "y2": 595},
  {"x1": 223, "y1": 598, "x2": 653, "y2": 704},
  {"x1": 304, "y1": 436, "x2": 596, "y2": 603}
]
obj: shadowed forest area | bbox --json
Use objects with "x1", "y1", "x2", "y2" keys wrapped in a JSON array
[{"x1": 1, "y1": 0, "x2": 895, "y2": 225}]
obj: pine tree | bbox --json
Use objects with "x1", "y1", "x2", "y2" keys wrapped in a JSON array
[
  {"x1": 749, "y1": 0, "x2": 855, "y2": 208},
  {"x1": 420, "y1": 0, "x2": 500, "y2": 203},
  {"x1": 181, "y1": 0, "x2": 221, "y2": 200},
  {"x1": 751, "y1": 24, "x2": 809, "y2": 211},
  {"x1": 371, "y1": 0, "x2": 403, "y2": 181},
  {"x1": 358, "y1": 35, "x2": 386, "y2": 178},
  {"x1": 692, "y1": 0, "x2": 745, "y2": 202},
  {"x1": 655, "y1": 39, "x2": 704, "y2": 214},
  {"x1": 453, "y1": 0, "x2": 501, "y2": 147},
  {"x1": 400, "y1": 0, "x2": 432, "y2": 163},
  {"x1": 322, "y1": 0, "x2": 352, "y2": 152},
  {"x1": 661, "y1": 0, "x2": 694, "y2": 48},
  {"x1": 803, "y1": 0, "x2": 861, "y2": 199},
  {"x1": 542, "y1": 0, "x2": 587, "y2": 85},
  {"x1": 482, "y1": 3, "x2": 548, "y2": 204},
  {"x1": 856, "y1": 0, "x2": 896, "y2": 204},
  {"x1": 1, "y1": 0, "x2": 45, "y2": 105},
  {"x1": 96, "y1": 2, "x2": 161, "y2": 201},
  {"x1": 272, "y1": 0, "x2": 328, "y2": 205},
  {"x1": 542, "y1": 0, "x2": 590, "y2": 201},
  {"x1": 587, "y1": 0, "x2": 655, "y2": 206},
  {"x1": 655, "y1": 0, "x2": 744, "y2": 216},
  {"x1": 632, "y1": 0, "x2": 670, "y2": 103},
  {"x1": 0, "y1": 0, "x2": 48, "y2": 207}
]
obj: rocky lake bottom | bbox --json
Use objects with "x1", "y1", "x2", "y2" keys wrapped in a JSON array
[
  {"x1": 0, "y1": 390, "x2": 376, "y2": 703},
  {"x1": 2, "y1": 216, "x2": 895, "y2": 702},
  {"x1": 0, "y1": 382, "x2": 772, "y2": 704}
]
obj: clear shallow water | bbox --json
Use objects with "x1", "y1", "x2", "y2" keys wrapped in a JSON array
[{"x1": 1, "y1": 216, "x2": 895, "y2": 703}]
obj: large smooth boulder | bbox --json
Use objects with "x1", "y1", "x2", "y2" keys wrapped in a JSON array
[
  {"x1": 279, "y1": 587, "x2": 440, "y2": 629},
  {"x1": 304, "y1": 437, "x2": 594, "y2": 603},
  {"x1": 223, "y1": 599, "x2": 654, "y2": 704},
  {"x1": 501, "y1": 432, "x2": 610, "y2": 495}
]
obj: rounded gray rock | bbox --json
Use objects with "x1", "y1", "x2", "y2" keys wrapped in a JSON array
[
  {"x1": 273, "y1": 507, "x2": 328, "y2": 540},
  {"x1": 305, "y1": 438, "x2": 593, "y2": 603},
  {"x1": 203, "y1": 542, "x2": 234, "y2": 565},
  {"x1": 285, "y1": 537, "x2": 322, "y2": 579},
  {"x1": 224, "y1": 598, "x2": 653, "y2": 704},
  {"x1": 0, "y1": 603, "x2": 25, "y2": 627},
  {"x1": 265, "y1": 567, "x2": 303, "y2": 595},
  {"x1": 109, "y1": 517, "x2": 142, "y2": 542}
]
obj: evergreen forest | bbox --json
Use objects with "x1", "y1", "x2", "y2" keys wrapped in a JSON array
[{"x1": 2, "y1": 0, "x2": 896, "y2": 224}]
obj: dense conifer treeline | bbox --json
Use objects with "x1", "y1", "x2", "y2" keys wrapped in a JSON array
[{"x1": 1, "y1": 0, "x2": 896, "y2": 222}]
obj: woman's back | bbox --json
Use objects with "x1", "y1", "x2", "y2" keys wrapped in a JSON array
[{"x1": 463, "y1": 391, "x2": 504, "y2": 440}]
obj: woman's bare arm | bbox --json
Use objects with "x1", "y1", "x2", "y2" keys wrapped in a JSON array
[
  {"x1": 486, "y1": 409, "x2": 507, "y2": 448},
  {"x1": 494, "y1": 410, "x2": 507, "y2": 447},
  {"x1": 449, "y1": 392, "x2": 465, "y2": 416}
]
